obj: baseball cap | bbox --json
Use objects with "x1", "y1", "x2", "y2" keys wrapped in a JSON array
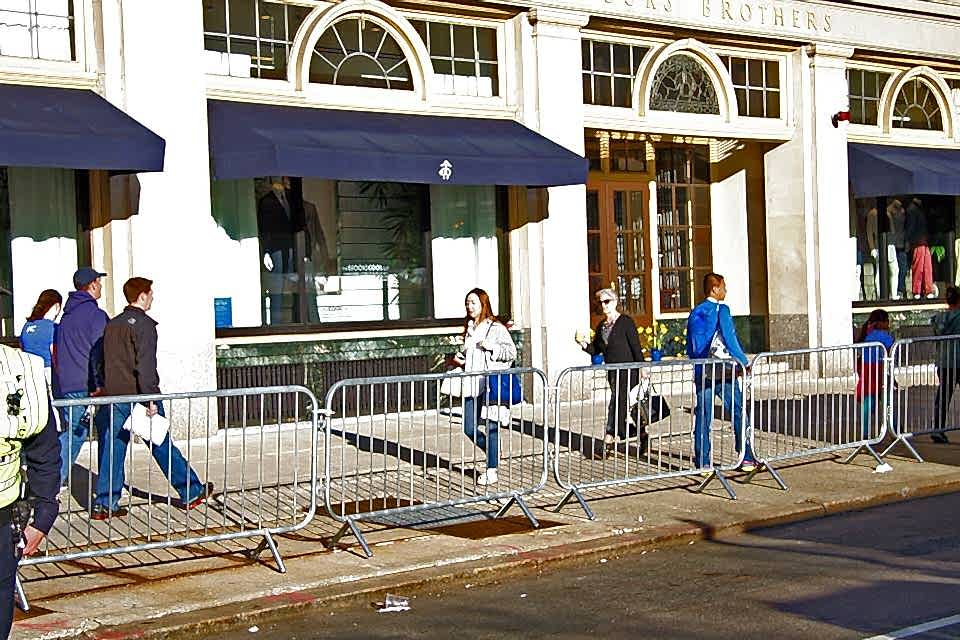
[{"x1": 73, "y1": 267, "x2": 108, "y2": 290}]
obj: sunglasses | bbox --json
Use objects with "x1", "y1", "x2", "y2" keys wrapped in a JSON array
[{"x1": 599, "y1": 298, "x2": 615, "y2": 305}]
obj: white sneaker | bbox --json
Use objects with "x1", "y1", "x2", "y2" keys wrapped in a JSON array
[{"x1": 476, "y1": 468, "x2": 498, "y2": 486}]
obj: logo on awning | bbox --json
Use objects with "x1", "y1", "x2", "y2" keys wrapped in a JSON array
[{"x1": 438, "y1": 159, "x2": 453, "y2": 181}]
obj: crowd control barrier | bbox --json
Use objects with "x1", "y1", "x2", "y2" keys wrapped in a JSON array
[
  {"x1": 552, "y1": 358, "x2": 749, "y2": 519},
  {"x1": 322, "y1": 367, "x2": 549, "y2": 557},
  {"x1": 746, "y1": 343, "x2": 889, "y2": 487},
  {"x1": 37, "y1": 386, "x2": 319, "y2": 579},
  {"x1": 884, "y1": 335, "x2": 960, "y2": 461}
]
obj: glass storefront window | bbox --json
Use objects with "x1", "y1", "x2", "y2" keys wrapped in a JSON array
[
  {"x1": 847, "y1": 68, "x2": 890, "y2": 126},
  {"x1": 721, "y1": 56, "x2": 780, "y2": 118},
  {"x1": 852, "y1": 195, "x2": 958, "y2": 303},
  {"x1": 892, "y1": 78, "x2": 944, "y2": 131},
  {"x1": 0, "y1": 0, "x2": 74, "y2": 61},
  {"x1": 203, "y1": 0, "x2": 311, "y2": 79},
  {"x1": 656, "y1": 146, "x2": 712, "y2": 312},
  {"x1": 309, "y1": 14, "x2": 413, "y2": 90},
  {"x1": 649, "y1": 54, "x2": 720, "y2": 115},
  {"x1": 410, "y1": 20, "x2": 499, "y2": 97},
  {"x1": 581, "y1": 39, "x2": 648, "y2": 108},
  {"x1": 211, "y1": 177, "x2": 508, "y2": 328}
]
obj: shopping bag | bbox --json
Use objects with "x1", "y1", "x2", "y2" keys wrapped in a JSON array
[
  {"x1": 122, "y1": 403, "x2": 169, "y2": 444},
  {"x1": 439, "y1": 368, "x2": 483, "y2": 398},
  {"x1": 628, "y1": 380, "x2": 671, "y2": 427}
]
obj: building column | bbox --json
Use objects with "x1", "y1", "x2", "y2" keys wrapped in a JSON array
[
  {"x1": 107, "y1": 2, "x2": 218, "y2": 396},
  {"x1": 515, "y1": 8, "x2": 590, "y2": 382},
  {"x1": 765, "y1": 44, "x2": 853, "y2": 351},
  {"x1": 808, "y1": 44, "x2": 856, "y2": 348}
]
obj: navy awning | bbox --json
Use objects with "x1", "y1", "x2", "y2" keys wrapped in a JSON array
[
  {"x1": 848, "y1": 143, "x2": 960, "y2": 197},
  {"x1": 0, "y1": 83, "x2": 165, "y2": 172},
  {"x1": 207, "y1": 100, "x2": 586, "y2": 186}
]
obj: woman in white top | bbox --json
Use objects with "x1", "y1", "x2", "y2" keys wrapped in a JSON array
[{"x1": 453, "y1": 288, "x2": 517, "y2": 486}]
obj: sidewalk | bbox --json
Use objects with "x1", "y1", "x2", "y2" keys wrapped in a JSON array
[{"x1": 12, "y1": 435, "x2": 960, "y2": 640}]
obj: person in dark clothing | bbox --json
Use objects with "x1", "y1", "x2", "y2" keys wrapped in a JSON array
[
  {"x1": 930, "y1": 285, "x2": 960, "y2": 443},
  {"x1": 577, "y1": 288, "x2": 647, "y2": 457},
  {"x1": 91, "y1": 277, "x2": 212, "y2": 520},
  {"x1": 0, "y1": 396, "x2": 61, "y2": 638},
  {"x1": 53, "y1": 267, "x2": 110, "y2": 486}
]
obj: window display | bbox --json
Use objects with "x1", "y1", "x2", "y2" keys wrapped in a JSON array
[
  {"x1": 211, "y1": 177, "x2": 507, "y2": 328},
  {"x1": 852, "y1": 195, "x2": 959, "y2": 303}
]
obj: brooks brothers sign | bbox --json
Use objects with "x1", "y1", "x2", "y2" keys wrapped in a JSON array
[{"x1": 597, "y1": 0, "x2": 835, "y2": 34}]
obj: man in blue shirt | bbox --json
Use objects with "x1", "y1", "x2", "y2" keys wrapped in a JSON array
[
  {"x1": 686, "y1": 273, "x2": 756, "y2": 471},
  {"x1": 53, "y1": 267, "x2": 110, "y2": 486}
]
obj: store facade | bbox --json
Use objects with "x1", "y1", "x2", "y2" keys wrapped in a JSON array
[{"x1": 2, "y1": 0, "x2": 960, "y2": 394}]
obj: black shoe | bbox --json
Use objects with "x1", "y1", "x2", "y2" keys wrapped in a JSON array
[
  {"x1": 932, "y1": 432, "x2": 950, "y2": 444},
  {"x1": 638, "y1": 432, "x2": 649, "y2": 456},
  {"x1": 91, "y1": 504, "x2": 128, "y2": 521}
]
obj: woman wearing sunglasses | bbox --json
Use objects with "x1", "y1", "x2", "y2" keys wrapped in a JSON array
[{"x1": 575, "y1": 288, "x2": 647, "y2": 457}]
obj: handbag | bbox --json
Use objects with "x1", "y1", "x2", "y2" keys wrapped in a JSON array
[
  {"x1": 628, "y1": 381, "x2": 671, "y2": 427},
  {"x1": 486, "y1": 371, "x2": 523, "y2": 405}
]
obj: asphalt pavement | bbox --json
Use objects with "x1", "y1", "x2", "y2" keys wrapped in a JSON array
[{"x1": 215, "y1": 493, "x2": 960, "y2": 640}]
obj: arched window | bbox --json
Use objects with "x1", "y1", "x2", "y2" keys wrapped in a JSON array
[
  {"x1": 309, "y1": 14, "x2": 413, "y2": 90},
  {"x1": 649, "y1": 54, "x2": 720, "y2": 115},
  {"x1": 892, "y1": 78, "x2": 943, "y2": 131}
]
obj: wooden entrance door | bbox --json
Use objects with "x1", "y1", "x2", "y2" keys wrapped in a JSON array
[{"x1": 586, "y1": 182, "x2": 653, "y2": 329}]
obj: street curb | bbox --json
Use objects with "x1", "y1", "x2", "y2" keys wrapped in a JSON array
[{"x1": 73, "y1": 475, "x2": 960, "y2": 640}]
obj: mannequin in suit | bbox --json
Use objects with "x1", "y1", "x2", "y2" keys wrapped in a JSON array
[{"x1": 257, "y1": 177, "x2": 297, "y2": 323}]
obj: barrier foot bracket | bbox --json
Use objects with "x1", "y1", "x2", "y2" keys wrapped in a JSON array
[
  {"x1": 262, "y1": 531, "x2": 286, "y2": 574},
  {"x1": 695, "y1": 469, "x2": 737, "y2": 500},
  {"x1": 496, "y1": 493, "x2": 540, "y2": 529},
  {"x1": 842, "y1": 443, "x2": 884, "y2": 466},
  {"x1": 744, "y1": 461, "x2": 788, "y2": 491},
  {"x1": 554, "y1": 488, "x2": 595, "y2": 521},
  {"x1": 880, "y1": 436, "x2": 924, "y2": 463},
  {"x1": 330, "y1": 519, "x2": 372, "y2": 558},
  {"x1": 14, "y1": 574, "x2": 28, "y2": 612}
]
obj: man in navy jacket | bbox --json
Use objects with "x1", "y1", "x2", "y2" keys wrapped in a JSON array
[
  {"x1": 53, "y1": 267, "x2": 110, "y2": 485},
  {"x1": 686, "y1": 273, "x2": 756, "y2": 471}
]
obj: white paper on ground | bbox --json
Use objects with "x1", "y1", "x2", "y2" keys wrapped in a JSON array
[
  {"x1": 121, "y1": 403, "x2": 169, "y2": 444},
  {"x1": 873, "y1": 462, "x2": 894, "y2": 474}
]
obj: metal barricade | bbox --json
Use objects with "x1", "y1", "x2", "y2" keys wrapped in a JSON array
[
  {"x1": 38, "y1": 386, "x2": 319, "y2": 575},
  {"x1": 884, "y1": 335, "x2": 960, "y2": 461},
  {"x1": 747, "y1": 343, "x2": 888, "y2": 486},
  {"x1": 322, "y1": 367, "x2": 549, "y2": 557},
  {"x1": 552, "y1": 359, "x2": 749, "y2": 519}
]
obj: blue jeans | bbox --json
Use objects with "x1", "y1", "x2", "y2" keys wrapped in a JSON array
[
  {"x1": 693, "y1": 381, "x2": 753, "y2": 469},
  {"x1": 94, "y1": 402, "x2": 204, "y2": 510},
  {"x1": 462, "y1": 396, "x2": 499, "y2": 469},
  {"x1": 57, "y1": 390, "x2": 91, "y2": 485}
]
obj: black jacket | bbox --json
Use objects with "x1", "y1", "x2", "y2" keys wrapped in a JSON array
[
  {"x1": 585, "y1": 314, "x2": 644, "y2": 364},
  {"x1": 21, "y1": 402, "x2": 60, "y2": 534},
  {"x1": 103, "y1": 306, "x2": 160, "y2": 397}
]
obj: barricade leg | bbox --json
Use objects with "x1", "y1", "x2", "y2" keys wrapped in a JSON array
[
  {"x1": 249, "y1": 531, "x2": 286, "y2": 573},
  {"x1": 742, "y1": 460, "x2": 788, "y2": 490},
  {"x1": 495, "y1": 493, "x2": 540, "y2": 528},
  {"x1": 879, "y1": 430, "x2": 924, "y2": 462},
  {"x1": 554, "y1": 488, "x2": 596, "y2": 521},
  {"x1": 14, "y1": 575, "x2": 27, "y2": 613},
  {"x1": 329, "y1": 519, "x2": 372, "y2": 558},
  {"x1": 841, "y1": 442, "x2": 885, "y2": 465},
  {"x1": 694, "y1": 469, "x2": 737, "y2": 500}
]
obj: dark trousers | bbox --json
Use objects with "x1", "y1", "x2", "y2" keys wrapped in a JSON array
[
  {"x1": 605, "y1": 368, "x2": 640, "y2": 437},
  {"x1": 0, "y1": 515, "x2": 17, "y2": 639},
  {"x1": 934, "y1": 367, "x2": 960, "y2": 432}
]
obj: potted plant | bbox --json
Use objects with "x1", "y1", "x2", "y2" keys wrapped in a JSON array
[{"x1": 639, "y1": 321, "x2": 670, "y2": 361}]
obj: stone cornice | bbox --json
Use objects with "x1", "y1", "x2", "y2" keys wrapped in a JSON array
[
  {"x1": 527, "y1": 7, "x2": 590, "y2": 29},
  {"x1": 806, "y1": 43, "x2": 856, "y2": 59}
]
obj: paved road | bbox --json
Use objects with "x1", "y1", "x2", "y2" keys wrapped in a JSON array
[{"x1": 218, "y1": 494, "x2": 960, "y2": 639}]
